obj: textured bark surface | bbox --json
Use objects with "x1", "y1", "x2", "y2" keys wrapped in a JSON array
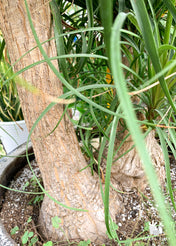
[
  {"x1": 101, "y1": 128, "x2": 165, "y2": 192},
  {"x1": 0, "y1": 0, "x2": 120, "y2": 243}
]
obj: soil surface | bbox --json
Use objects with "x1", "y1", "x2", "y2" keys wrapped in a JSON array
[{"x1": 0, "y1": 158, "x2": 176, "y2": 245}]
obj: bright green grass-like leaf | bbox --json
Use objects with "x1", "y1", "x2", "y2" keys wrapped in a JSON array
[
  {"x1": 110, "y1": 11, "x2": 176, "y2": 245},
  {"x1": 75, "y1": 0, "x2": 94, "y2": 73},
  {"x1": 130, "y1": 0, "x2": 176, "y2": 113},
  {"x1": 50, "y1": 0, "x2": 70, "y2": 82},
  {"x1": 106, "y1": 221, "x2": 118, "y2": 240},
  {"x1": 0, "y1": 182, "x2": 44, "y2": 195},
  {"x1": 99, "y1": 0, "x2": 113, "y2": 61},
  {"x1": 97, "y1": 122, "x2": 113, "y2": 201},
  {"x1": 89, "y1": 90, "x2": 108, "y2": 138},
  {"x1": 0, "y1": 126, "x2": 18, "y2": 144},
  {"x1": 104, "y1": 107, "x2": 121, "y2": 238},
  {"x1": 157, "y1": 127, "x2": 176, "y2": 212}
]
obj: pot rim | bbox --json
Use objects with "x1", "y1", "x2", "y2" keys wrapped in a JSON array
[
  {"x1": 0, "y1": 120, "x2": 26, "y2": 126},
  {"x1": 0, "y1": 142, "x2": 34, "y2": 246}
]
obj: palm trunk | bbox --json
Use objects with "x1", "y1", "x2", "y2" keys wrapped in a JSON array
[{"x1": 0, "y1": 0, "x2": 120, "y2": 243}]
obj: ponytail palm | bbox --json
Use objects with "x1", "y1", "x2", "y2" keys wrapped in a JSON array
[
  {"x1": 100, "y1": 0, "x2": 176, "y2": 244},
  {"x1": 0, "y1": 0, "x2": 176, "y2": 245}
]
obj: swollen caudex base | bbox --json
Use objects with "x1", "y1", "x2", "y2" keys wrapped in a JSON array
[
  {"x1": 103, "y1": 130, "x2": 165, "y2": 192},
  {"x1": 38, "y1": 173, "x2": 121, "y2": 243}
]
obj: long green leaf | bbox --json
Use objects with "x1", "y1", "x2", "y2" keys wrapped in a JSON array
[
  {"x1": 110, "y1": 12, "x2": 176, "y2": 245},
  {"x1": 130, "y1": 0, "x2": 176, "y2": 113},
  {"x1": 157, "y1": 127, "x2": 176, "y2": 212},
  {"x1": 99, "y1": 0, "x2": 113, "y2": 61},
  {"x1": 104, "y1": 107, "x2": 120, "y2": 237},
  {"x1": 50, "y1": 0, "x2": 70, "y2": 82},
  {"x1": 75, "y1": 0, "x2": 94, "y2": 73}
]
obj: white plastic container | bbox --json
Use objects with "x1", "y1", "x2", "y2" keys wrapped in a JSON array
[{"x1": 0, "y1": 120, "x2": 29, "y2": 154}]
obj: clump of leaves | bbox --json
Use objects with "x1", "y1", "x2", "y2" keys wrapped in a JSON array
[
  {"x1": 11, "y1": 217, "x2": 38, "y2": 246},
  {"x1": 0, "y1": 35, "x2": 23, "y2": 122}
]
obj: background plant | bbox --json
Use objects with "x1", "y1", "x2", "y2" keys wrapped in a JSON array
[{"x1": 0, "y1": 34, "x2": 23, "y2": 122}]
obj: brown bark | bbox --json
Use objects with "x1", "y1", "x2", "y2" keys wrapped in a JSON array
[{"x1": 0, "y1": 0, "x2": 120, "y2": 243}]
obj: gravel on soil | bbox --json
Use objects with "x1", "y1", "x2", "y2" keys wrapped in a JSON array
[{"x1": 0, "y1": 158, "x2": 176, "y2": 245}]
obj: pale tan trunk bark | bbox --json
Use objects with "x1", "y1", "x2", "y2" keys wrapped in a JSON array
[
  {"x1": 0, "y1": 0, "x2": 121, "y2": 243},
  {"x1": 100, "y1": 128, "x2": 165, "y2": 192}
]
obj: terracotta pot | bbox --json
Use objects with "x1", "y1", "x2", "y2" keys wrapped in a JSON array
[{"x1": 0, "y1": 142, "x2": 34, "y2": 246}]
